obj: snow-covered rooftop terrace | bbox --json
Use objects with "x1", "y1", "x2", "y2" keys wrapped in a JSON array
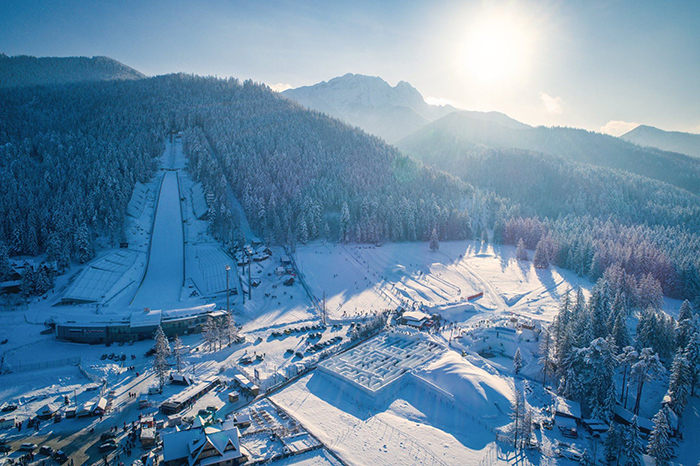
[{"x1": 319, "y1": 332, "x2": 441, "y2": 395}]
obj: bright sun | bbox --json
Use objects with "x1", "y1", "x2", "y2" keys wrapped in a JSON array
[{"x1": 460, "y1": 15, "x2": 532, "y2": 84}]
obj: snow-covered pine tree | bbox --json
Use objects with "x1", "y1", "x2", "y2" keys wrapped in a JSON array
[
  {"x1": 516, "y1": 238, "x2": 528, "y2": 261},
  {"x1": 584, "y1": 337, "x2": 618, "y2": 420},
  {"x1": 676, "y1": 300, "x2": 696, "y2": 351},
  {"x1": 538, "y1": 328, "x2": 555, "y2": 387},
  {"x1": 631, "y1": 348, "x2": 665, "y2": 416},
  {"x1": 223, "y1": 312, "x2": 238, "y2": 346},
  {"x1": 202, "y1": 316, "x2": 218, "y2": 351},
  {"x1": 646, "y1": 405, "x2": 672, "y2": 464},
  {"x1": 618, "y1": 346, "x2": 638, "y2": 408},
  {"x1": 339, "y1": 202, "x2": 350, "y2": 243},
  {"x1": 623, "y1": 415, "x2": 643, "y2": 466},
  {"x1": 75, "y1": 222, "x2": 93, "y2": 264},
  {"x1": 612, "y1": 309, "x2": 631, "y2": 350},
  {"x1": 533, "y1": 240, "x2": 549, "y2": 269},
  {"x1": 429, "y1": 227, "x2": 439, "y2": 252},
  {"x1": 685, "y1": 331, "x2": 700, "y2": 397},
  {"x1": 667, "y1": 351, "x2": 691, "y2": 415},
  {"x1": 604, "y1": 422, "x2": 622, "y2": 464},
  {"x1": 153, "y1": 325, "x2": 171, "y2": 389},
  {"x1": 513, "y1": 347, "x2": 523, "y2": 376}
]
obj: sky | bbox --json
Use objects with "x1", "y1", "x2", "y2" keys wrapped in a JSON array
[{"x1": 1, "y1": 0, "x2": 699, "y2": 135}]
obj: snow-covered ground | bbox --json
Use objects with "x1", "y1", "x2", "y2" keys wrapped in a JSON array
[
  {"x1": 295, "y1": 240, "x2": 592, "y2": 324},
  {"x1": 131, "y1": 170, "x2": 184, "y2": 308}
]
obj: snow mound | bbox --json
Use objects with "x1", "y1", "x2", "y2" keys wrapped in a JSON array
[{"x1": 415, "y1": 351, "x2": 513, "y2": 419}]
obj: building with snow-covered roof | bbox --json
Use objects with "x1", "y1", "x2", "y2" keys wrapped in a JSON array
[
  {"x1": 55, "y1": 304, "x2": 224, "y2": 343},
  {"x1": 160, "y1": 377, "x2": 221, "y2": 415},
  {"x1": 162, "y1": 422, "x2": 248, "y2": 466},
  {"x1": 400, "y1": 310, "x2": 430, "y2": 328}
]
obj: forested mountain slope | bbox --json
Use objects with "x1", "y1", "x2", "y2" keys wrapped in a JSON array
[
  {"x1": 0, "y1": 74, "x2": 498, "y2": 279},
  {"x1": 398, "y1": 112, "x2": 700, "y2": 196},
  {"x1": 0, "y1": 54, "x2": 145, "y2": 88},
  {"x1": 397, "y1": 121, "x2": 700, "y2": 303},
  {"x1": 621, "y1": 124, "x2": 700, "y2": 159}
]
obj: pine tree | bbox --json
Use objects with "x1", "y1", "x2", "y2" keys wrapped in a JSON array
[
  {"x1": 647, "y1": 406, "x2": 672, "y2": 464},
  {"x1": 539, "y1": 328, "x2": 555, "y2": 387},
  {"x1": 339, "y1": 202, "x2": 350, "y2": 243},
  {"x1": 0, "y1": 242, "x2": 11, "y2": 281},
  {"x1": 676, "y1": 300, "x2": 696, "y2": 350},
  {"x1": 429, "y1": 227, "x2": 439, "y2": 252},
  {"x1": 224, "y1": 312, "x2": 238, "y2": 346},
  {"x1": 75, "y1": 222, "x2": 93, "y2": 264},
  {"x1": 631, "y1": 348, "x2": 665, "y2": 416},
  {"x1": 513, "y1": 347, "x2": 523, "y2": 375},
  {"x1": 604, "y1": 423, "x2": 622, "y2": 465},
  {"x1": 510, "y1": 388, "x2": 524, "y2": 450},
  {"x1": 202, "y1": 316, "x2": 218, "y2": 351},
  {"x1": 623, "y1": 416, "x2": 643, "y2": 466},
  {"x1": 516, "y1": 238, "x2": 528, "y2": 261},
  {"x1": 667, "y1": 351, "x2": 691, "y2": 415},
  {"x1": 584, "y1": 337, "x2": 618, "y2": 419},
  {"x1": 685, "y1": 332, "x2": 700, "y2": 397},
  {"x1": 612, "y1": 309, "x2": 631, "y2": 350},
  {"x1": 618, "y1": 346, "x2": 638, "y2": 408},
  {"x1": 153, "y1": 326, "x2": 171, "y2": 389},
  {"x1": 533, "y1": 239, "x2": 549, "y2": 269}
]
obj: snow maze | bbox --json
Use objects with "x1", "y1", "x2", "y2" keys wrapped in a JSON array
[{"x1": 319, "y1": 333, "x2": 440, "y2": 396}]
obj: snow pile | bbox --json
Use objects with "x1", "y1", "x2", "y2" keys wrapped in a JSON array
[{"x1": 414, "y1": 351, "x2": 513, "y2": 420}]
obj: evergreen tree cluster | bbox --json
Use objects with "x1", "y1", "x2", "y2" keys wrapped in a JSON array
[{"x1": 0, "y1": 74, "x2": 499, "y2": 285}]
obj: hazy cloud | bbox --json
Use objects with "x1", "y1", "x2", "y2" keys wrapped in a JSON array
[
  {"x1": 269, "y1": 83, "x2": 293, "y2": 92},
  {"x1": 600, "y1": 120, "x2": 640, "y2": 137},
  {"x1": 540, "y1": 92, "x2": 563, "y2": 114}
]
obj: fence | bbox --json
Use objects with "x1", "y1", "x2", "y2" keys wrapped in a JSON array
[{"x1": 4, "y1": 356, "x2": 81, "y2": 374}]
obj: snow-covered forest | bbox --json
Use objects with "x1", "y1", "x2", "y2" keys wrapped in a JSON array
[
  {"x1": 400, "y1": 133, "x2": 700, "y2": 305},
  {"x1": 0, "y1": 74, "x2": 500, "y2": 288}
]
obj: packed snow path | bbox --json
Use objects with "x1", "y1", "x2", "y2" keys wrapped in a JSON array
[{"x1": 131, "y1": 169, "x2": 184, "y2": 307}]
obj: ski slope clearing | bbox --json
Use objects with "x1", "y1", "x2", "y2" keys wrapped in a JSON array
[
  {"x1": 131, "y1": 170, "x2": 184, "y2": 307},
  {"x1": 237, "y1": 250, "x2": 316, "y2": 332},
  {"x1": 295, "y1": 241, "x2": 592, "y2": 324}
]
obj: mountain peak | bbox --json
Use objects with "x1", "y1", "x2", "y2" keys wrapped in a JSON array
[
  {"x1": 282, "y1": 74, "x2": 459, "y2": 142},
  {"x1": 621, "y1": 124, "x2": 700, "y2": 158},
  {"x1": 0, "y1": 54, "x2": 145, "y2": 88}
]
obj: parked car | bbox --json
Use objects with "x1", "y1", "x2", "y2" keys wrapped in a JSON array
[
  {"x1": 0, "y1": 444, "x2": 12, "y2": 453},
  {"x1": 100, "y1": 431, "x2": 116, "y2": 442},
  {"x1": 39, "y1": 445, "x2": 54, "y2": 456},
  {"x1": 54, "y1": 450, "x2": 68, "y2": 463},
  {"x1": 19, "y1": 443, "x2": 37, "y2": 451},
  {"x1": 98, "y1": 441, "x2": 117, "y2": 452}
]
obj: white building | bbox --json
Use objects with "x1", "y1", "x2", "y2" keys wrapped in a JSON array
[{"x1": 162, "y1": 422, "x2": 249, "y2": 466}]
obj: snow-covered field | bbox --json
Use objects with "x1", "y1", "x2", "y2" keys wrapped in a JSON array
[
  {"x1": 295, "y1": 240, "x2": 592, "y2": 324},
  {"x1": 1, "y1": 189, "x2": 695, "y2": 466}
]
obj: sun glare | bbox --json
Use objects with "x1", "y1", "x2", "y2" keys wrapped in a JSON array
[{"x1": 460, "y1": 15, "x2": 532, "y2": 84}]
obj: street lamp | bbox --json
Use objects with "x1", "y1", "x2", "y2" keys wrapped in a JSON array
[{"x1": 225, "y1": 264, "x2": 231, "y2": 314}]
